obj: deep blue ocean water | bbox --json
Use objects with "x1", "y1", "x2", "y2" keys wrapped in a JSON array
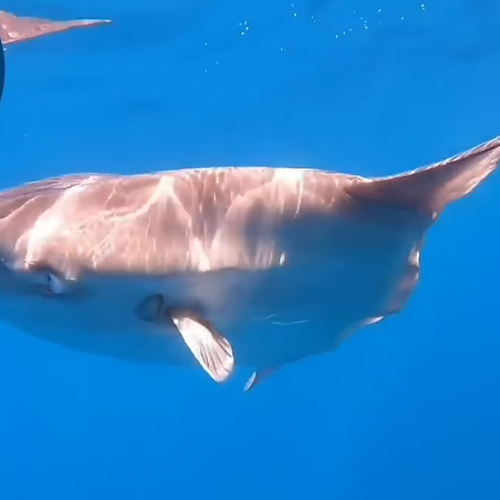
[{"x1": 0, "y1": 1, "x2": 500, "y2": 499}]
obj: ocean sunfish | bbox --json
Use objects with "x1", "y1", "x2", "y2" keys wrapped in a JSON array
[
  {"x1": 0, "y1": 10, "x2": 110, "y2": 46},
  {"x1": 0, "y1": 136, "x2": 498, "y2": 390}
]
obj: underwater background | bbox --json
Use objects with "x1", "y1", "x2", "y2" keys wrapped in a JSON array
[{"x1": 1, "y1": 0, "x2": 500, "y2": 498}]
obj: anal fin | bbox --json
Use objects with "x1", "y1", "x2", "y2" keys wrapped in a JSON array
[
  {"x1": 244, "y1": 368, "x2": 276, "y2": 392},
  {"x1": 172, "y1": 314, "x2": 235, "y2": 383}
]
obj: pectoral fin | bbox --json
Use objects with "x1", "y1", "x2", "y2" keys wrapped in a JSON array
[{"x1": 172, "y1": 314, "x2": 235, "y2": 383}]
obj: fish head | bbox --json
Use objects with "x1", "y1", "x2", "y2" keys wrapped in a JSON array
[{"x1": 0, "y1": 260, "x2": 194, "y2": 366}]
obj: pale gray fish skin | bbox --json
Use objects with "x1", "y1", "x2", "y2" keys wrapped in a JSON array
[
  {"x1": 0, "y1": 11, "x2": 111, "y2": 46},
  {"x1": 0, "y1": 134, "x2": 498, "y2": 383}
]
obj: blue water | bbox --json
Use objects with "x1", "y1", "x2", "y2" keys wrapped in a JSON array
[{"x1": 1, "y1": 1, "x2": 500, "y2": 498}]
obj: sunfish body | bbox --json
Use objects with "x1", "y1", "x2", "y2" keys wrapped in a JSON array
[
  {"x1": 0, "y1": 136, "x2": 498, "y2": 390},
  {"x1": 0, "y1": 11, "x2": 110, "y2": 46}
]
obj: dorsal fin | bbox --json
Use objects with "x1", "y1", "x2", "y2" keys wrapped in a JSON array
[
  {"x1": 0, "y1": 11, "x2": 111, "y2": 45},
  {"x1": 345, "y1": 135, "x2": 500, "y2": 215}
]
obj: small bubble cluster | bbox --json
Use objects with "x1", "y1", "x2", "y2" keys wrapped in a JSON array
[{"x1": 193, "y1": 2, "x2": 429, "y2": 74}]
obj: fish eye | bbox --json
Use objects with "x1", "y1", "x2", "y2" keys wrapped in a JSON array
[
  {"x1": 24, "y1": 263, "x2": 67, "y2": 296},
  {"x1": 46, "y1": 273, "x2": 66, "y2": 295},
  {"x1": 27, "y1": 269, "x2": 66, "y2": 295}
]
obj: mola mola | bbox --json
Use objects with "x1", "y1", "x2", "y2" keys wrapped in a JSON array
[
  {"x1": 0, "y1": 135, "x2": 498, "y2": 391},
  {"x1": 0, "y1": 11, "x2": 110, "y2": 45}
]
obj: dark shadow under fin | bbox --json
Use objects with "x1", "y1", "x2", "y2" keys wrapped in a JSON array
[
  {"x1": 171, "y1": 314, "x2": 235, "y2": 383},
  {"x1": 345, "y1": 135, "x2": 500, "y2": 215}
]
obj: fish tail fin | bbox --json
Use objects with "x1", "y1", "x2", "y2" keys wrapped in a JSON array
[{"x1": 345, "y1": 135, "x2": 500, "y2": 215}]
